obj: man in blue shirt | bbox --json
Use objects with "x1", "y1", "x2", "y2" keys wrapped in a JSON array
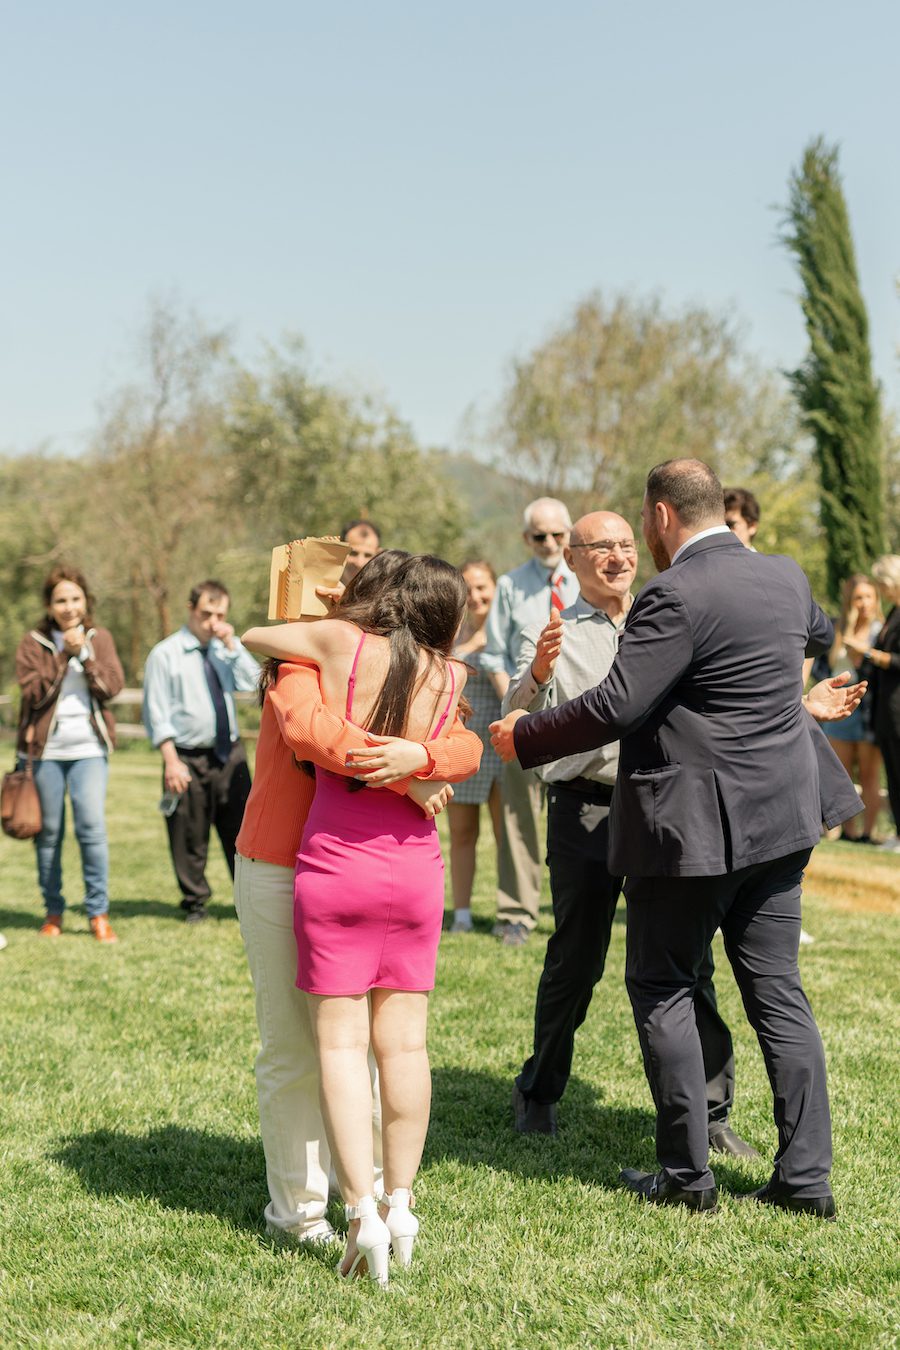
[
  {"x1": 480, "y1": 498, "x2": 578, "y2": 945},
  {"x1": 143, "y1": 579, "x2": 259, "y2": 923}
]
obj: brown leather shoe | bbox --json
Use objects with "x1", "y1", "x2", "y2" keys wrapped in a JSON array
[
  {"x1": 39, "y1": 914, "x2": 63, "y2": 937},
  {"x1": 90, "y1": 914, "x2": 118, "y2": 944}
]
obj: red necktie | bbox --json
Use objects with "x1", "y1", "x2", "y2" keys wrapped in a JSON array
[{"x1": 550, "y1": 574, "x2": 565, "y2": 612}]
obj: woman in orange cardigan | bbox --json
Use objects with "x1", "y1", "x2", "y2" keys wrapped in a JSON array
[{"x1": 234, "y1": 553, "x2": 481, "y2": 1245}]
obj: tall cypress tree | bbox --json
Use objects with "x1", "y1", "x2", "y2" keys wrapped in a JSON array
[{"x1": 783, "y1": 137, "x2": 883, "y2": 602}]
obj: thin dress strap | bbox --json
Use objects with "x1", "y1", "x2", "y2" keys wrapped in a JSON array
[
  {"x1": 346, "y1": 631, "x2": 366, "y2": 720},
  {"x1": 430, "y1": 660, "x2": 456, "y2": 741}
]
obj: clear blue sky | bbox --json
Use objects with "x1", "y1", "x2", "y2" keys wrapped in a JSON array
[{"x1": 2, "y1": 0, "x2": 898, "y2": 456}]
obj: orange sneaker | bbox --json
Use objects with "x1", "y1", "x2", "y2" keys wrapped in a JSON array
[
  {"x1": 39, "y1": 914, "x2": 63, "y2": 937},
  {"x1": 90, "y1": 915, "x2": 118, "y2": 944}
]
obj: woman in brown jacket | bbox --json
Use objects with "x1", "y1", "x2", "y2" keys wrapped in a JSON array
[{"x1": 16, "y1": 566, "x2": 124, "y2": 941}]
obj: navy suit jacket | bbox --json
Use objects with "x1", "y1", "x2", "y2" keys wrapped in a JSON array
[{"x1": 514, "y1": 532, "x2": 861, "y2": 877}]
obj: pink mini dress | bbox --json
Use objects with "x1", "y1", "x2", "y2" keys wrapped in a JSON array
[{"x1": 293, "y1": 633, "x2": 455, "y2": 996}]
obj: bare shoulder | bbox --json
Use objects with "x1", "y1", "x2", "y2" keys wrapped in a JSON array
[
  {"x1": 313, "y1": 619, "x2": 366, "y2": 652},
  {"x1": 449, "y1": 658, "x2": 468, "y2": 691}
]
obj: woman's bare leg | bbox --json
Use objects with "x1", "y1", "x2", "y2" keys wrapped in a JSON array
[
  {"x1": 370, "y1": 989, "x2": 431, "y2": 1196},
  {"x1": 487, "y1": 779, "x2": 503, "y2": 849},
  {"x1": 308, "y1": 992, "x2": 374, "y2": 1206},
  {"x1": 830, "y1": 740, "x2": 862, "y2": 836},
  {"x1": 448, "y1": 802, "x2": 480, "y2": 911},
  {"x1": 858, "y1": 741, "x2": 884, "y2": 837}
]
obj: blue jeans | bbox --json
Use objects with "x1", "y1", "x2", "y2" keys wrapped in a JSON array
[{"x1": 31, "y1": 757, "x2": 110, "y2": 917}]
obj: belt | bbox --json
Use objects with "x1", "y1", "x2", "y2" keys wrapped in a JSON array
[{"x1": 549, "y1": 777, "x2": 614, "y2": 805}]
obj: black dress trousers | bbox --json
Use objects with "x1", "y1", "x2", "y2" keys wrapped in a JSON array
[
  {"x1": 517, "y1": 784, "x2": 735, "y2": 1127},
  {"x1": 625, "y1": 847, "x2": 832, "y2": 1198},
  {"x1": 165, "y1": 742, "x2": 252, "y2": 908}
]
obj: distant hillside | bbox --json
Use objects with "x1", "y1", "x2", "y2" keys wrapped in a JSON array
[{"x1": 440, "y1": 451, "x2": 534, "y2": 573}]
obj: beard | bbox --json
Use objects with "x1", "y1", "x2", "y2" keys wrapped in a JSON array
[{"x1": 644, "y1": 519, "x2": 671, "y2": 573}]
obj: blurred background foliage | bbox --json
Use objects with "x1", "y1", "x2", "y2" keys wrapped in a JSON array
[{"x1": 1, "y1": 287, "x2": 896, "y2": 688}]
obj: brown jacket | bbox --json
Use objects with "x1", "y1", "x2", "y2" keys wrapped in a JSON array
[{"x1": 16, "y1": 626, "x2": 125, "y2": 757}]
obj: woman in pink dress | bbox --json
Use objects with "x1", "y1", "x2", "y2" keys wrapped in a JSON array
[{"x1": 243, "y1": 555, "x2": 469, "y2": 1286}]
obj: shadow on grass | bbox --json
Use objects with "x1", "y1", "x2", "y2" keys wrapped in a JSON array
[
  {"x1": 109, "y1": 898, "x2": 236, "y2": 922},
  {"x1": 53, "y1": 1078, "x2": 760, "y2": 1232},
  {"x1": 53, "y1": 1125, "x2": 267, "y2": 1232},
  {"x1": 426, "y1": 1066, "x2": 768, "y2": 1195},
  {"x1": 0, "y1": 907, "x2": 43, "y2": 931},
  {"x1": 426, "y1": 1066, "x2": 656, "y2": 1189},
  {"x1": 0, "y1": 900, "x2": 235, "y2": 929}
]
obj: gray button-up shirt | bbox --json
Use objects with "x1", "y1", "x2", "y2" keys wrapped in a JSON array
[
  {"x1": 502, "y1": 594, "x2": 627, "y2": 786},
  {"x1": 481, "y1": 555, "x2": 579, "y2": 677}
]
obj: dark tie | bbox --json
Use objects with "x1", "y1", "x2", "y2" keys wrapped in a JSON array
[
  {"x1": 201, "y1": 647, "x2": 232, "y2": 764},
  {"x1": 550, "y1": 574, "x2": 565, "y2": 612}
]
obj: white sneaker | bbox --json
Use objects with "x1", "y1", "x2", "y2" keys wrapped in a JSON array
[
  {"x1": 799, "y1": 929, "x2": 815, "y2": 946},
  {"x1": 266, "y1": 1218, "x2": 337, "y2": 1246},
  {"x1": 0, "y1": 933, "x2": 7, "y2": 951},
  {"x1": 450, "y1": 915, "x2": 473, "y2": 933},
  {"x1": 879, "y1": 837, "x2": 900, "y2": 853}
]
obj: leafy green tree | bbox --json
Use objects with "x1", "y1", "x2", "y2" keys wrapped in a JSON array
[
  {"x1": 882, "y1": 412, "x2": 900, "y2": 553},
  {"x1": 495, "y1": 290, "x2": 814, "y2": 586},
  {"x1": 0, "y1": 454, "x2": 79, "y2": 690},
  {"x1": 783, "y1": 137, "x2": 884, "y2": 602},
  {"x1": 223, "y1": 342, "x2": 466, "y2": 622},
  {"x1": 81, "y1": 302, "x2": 233, "y2": 671}
]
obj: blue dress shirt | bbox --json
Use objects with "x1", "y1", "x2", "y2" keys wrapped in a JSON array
[{"x1": 142, "y1": 627, "x2": 260, "y2": 749}]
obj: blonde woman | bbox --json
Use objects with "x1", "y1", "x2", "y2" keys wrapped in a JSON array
[
  {"x1": 846, "y1": 556, "x2": 900, "y2": 850},
  {"x1": 825, "y1": 574, "x2": 883, "y2": 842}
]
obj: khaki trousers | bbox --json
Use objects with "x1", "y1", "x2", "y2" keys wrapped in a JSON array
[
  {"x1": 495, "y1": 760, "x2": 543, "y2": 930},
  {"x1": 233, "y1": 853, "x2": 382, "y2": 1238}
]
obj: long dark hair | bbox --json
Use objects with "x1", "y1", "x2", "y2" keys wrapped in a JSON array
[
  {"x1": 337, "y1": 554, "x2": 467, "y2": 737},
  {"x1": 256, "y1": 549, "x2": 412, "y2": 706}
]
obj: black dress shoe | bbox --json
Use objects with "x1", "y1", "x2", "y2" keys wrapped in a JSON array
[
  {"x1": 708, "y1": 1124, "x2": 761, "y2": 1159},
  {"x1": 620, "y1": 1168, "x2": 718, "y2": 1213},
  {"x1": 511, "y1": 1084, "x2": 558, "y2": 1136},
  {"x1": 184, "y1": 906, "x2": 208, "y2": 925},
  {"x1": 738, "y1": 1181, "x2": 836, "y2": 1220}
]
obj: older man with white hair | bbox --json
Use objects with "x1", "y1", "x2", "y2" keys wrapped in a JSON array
[{"x1": 480, "y1": 497, "x2": 579, "y2": 944}]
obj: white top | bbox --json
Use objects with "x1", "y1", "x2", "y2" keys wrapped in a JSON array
[{"x1": 42, "y1": 630, "x2": 105, "y2": 761}]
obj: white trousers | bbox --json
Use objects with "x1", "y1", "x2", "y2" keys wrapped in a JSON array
[{"x1": 233, "y1": 853, "x2": 382, "y2": 1238}]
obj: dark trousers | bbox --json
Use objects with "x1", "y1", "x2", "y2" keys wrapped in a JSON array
[
  {"x1": 876, "y1": 729, "x2": 900, "y2": 830},
  {"x1": 517, "y1": 786, "x2": 735, "y2": 1130},
  {"x1": 625, "y1": 848, "x2": 832, "y2": 1197},
  {"x1": 165, "y1": 743, "x2": 252, "y2": 909}
]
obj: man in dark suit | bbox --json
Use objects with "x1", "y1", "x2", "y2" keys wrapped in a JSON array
[{"x1": 491, "y1": 459, "x2": 862, "y2": 1219}]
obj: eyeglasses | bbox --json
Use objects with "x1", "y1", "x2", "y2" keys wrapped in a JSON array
[
  {"x1": 530, "y1": 531, "x2": 568, "y2": 544},
  {"x1": 569, "y1": 539, "x2": 637, "y2": 557}
]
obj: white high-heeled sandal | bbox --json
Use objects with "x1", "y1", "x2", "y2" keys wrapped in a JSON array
[
  {"x1": 383, "y1": 1188, "x2": 419, "y2": 1268},
  {"x1": 338, "y1": 1196, "x2": 391, "y2": 1287}
]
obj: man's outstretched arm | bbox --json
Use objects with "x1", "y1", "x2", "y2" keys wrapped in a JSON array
[{"x1": 493, "y1": 582, "x2": 694, "y2": 767}]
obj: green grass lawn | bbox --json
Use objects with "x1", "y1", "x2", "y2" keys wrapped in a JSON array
[{"x1": 1, "y1": 748, "x2": 898, "y2": 1348}]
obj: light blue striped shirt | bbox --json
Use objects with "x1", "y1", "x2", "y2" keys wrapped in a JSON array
[{"x1": 142, "y1": 626, "x2": 260, "y2": 749}]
